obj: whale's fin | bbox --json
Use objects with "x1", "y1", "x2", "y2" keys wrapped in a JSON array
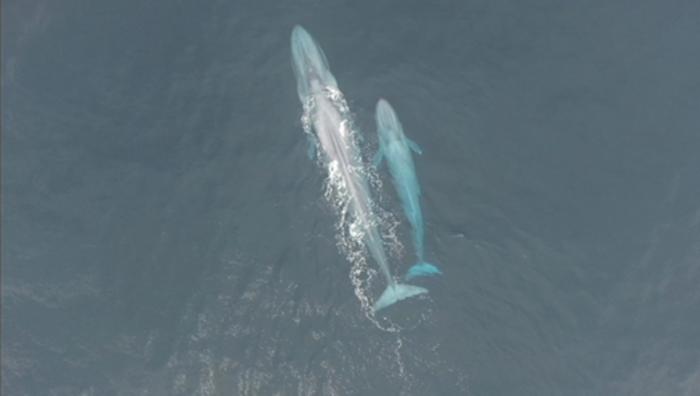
[
  {"x1": 407, "y1": 139, "x2": 423, "y2": 155},
  {"x1": 372, "y1": 148, "x2": 384, "y2": 167},
  {"x1": 306, "y1": 136, "x2": 318, "y2": 160},
  {"x1": 373, "y1": 283, "x2": 428, "y2": 312},
  {"x1": 404, "y1": 262, "x2": 442, "y2": 281}
]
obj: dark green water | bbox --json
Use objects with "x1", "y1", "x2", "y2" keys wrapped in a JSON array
[{"x1": 3, "y1": 1, "x2": 699, "y2": 394}]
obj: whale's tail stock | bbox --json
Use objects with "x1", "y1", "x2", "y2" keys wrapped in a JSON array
[
  {"x1": 404, "y1": 262, "x2": 442, "y2": 281},
  {"x1": 373, "y1": 283, "x2": 428, "y2": 312}
]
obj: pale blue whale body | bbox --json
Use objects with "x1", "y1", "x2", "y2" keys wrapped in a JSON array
[
  {"x1": 374, "y1": 99, "x2": 442, "y2": 280},
  {"x1": 291, "y1": 26, "x2": 427, "y2": 311}
]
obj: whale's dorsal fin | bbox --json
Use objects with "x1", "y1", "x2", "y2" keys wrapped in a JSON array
[{"x1": 407, "y1": 139, "x2": 423, "y2": 155}]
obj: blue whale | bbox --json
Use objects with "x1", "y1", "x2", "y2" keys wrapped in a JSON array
[
  {"x1": 291, "y1": 26, "x2": 428, "y2": 311},
  {"x1": 374, "y1": 99, "x2": 442, "y2": 280}
]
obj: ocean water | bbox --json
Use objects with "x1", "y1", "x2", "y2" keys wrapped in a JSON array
[{"x1": 3, "y1": 1, "x2": 699, "y2": 395}]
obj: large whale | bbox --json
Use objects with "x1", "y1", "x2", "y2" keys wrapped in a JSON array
[
  {"x1": 291, "y1": 26, "x2": 427, "y2": 311},
  {"x1": 374, "y1": 99, "x2": 442, "y2": 280}
]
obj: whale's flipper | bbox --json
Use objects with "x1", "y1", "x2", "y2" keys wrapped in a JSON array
[
  {"x1": 307, "y1": 138, "x2": 317, "y2": 160},
  {"x1": 407, "y1": 139, "x2": 423, "y2": 155},
  {"x1": 373, "y1": 283, "x2": 428, "y2": 312},
  {"x1": 372, "y1": 149, "x2": 385, "y2": 167},
  {"x1": 305, "y1": 133, "x2": 320, "y2": 160},
  {"x1": 405, "y1": 262, "x2": 442, "y2": 281}
]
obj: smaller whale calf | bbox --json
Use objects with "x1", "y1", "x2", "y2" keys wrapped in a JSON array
[{"x1": 374, "y1": 99, "x2": 442, "y2": 281}]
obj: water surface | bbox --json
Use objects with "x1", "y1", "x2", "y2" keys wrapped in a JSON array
[{"x1": 3, "y1": 1, "x2": 699, "y2": 394}]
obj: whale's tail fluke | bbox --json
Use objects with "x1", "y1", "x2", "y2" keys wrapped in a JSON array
[
  {"x1": 404, "y1": 262, "x2": 442, "y2": 281},
  {"x1": 373, "y1": 283, "x2": 428, "y2": 312}
]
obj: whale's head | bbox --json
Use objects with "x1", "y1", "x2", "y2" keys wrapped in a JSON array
[
  {"x1": 375, "y1": 99, "x2": 405, "y2": 147},
  {"x1": 291, "y1": 26, "x2": 338, "y2": 101}
]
